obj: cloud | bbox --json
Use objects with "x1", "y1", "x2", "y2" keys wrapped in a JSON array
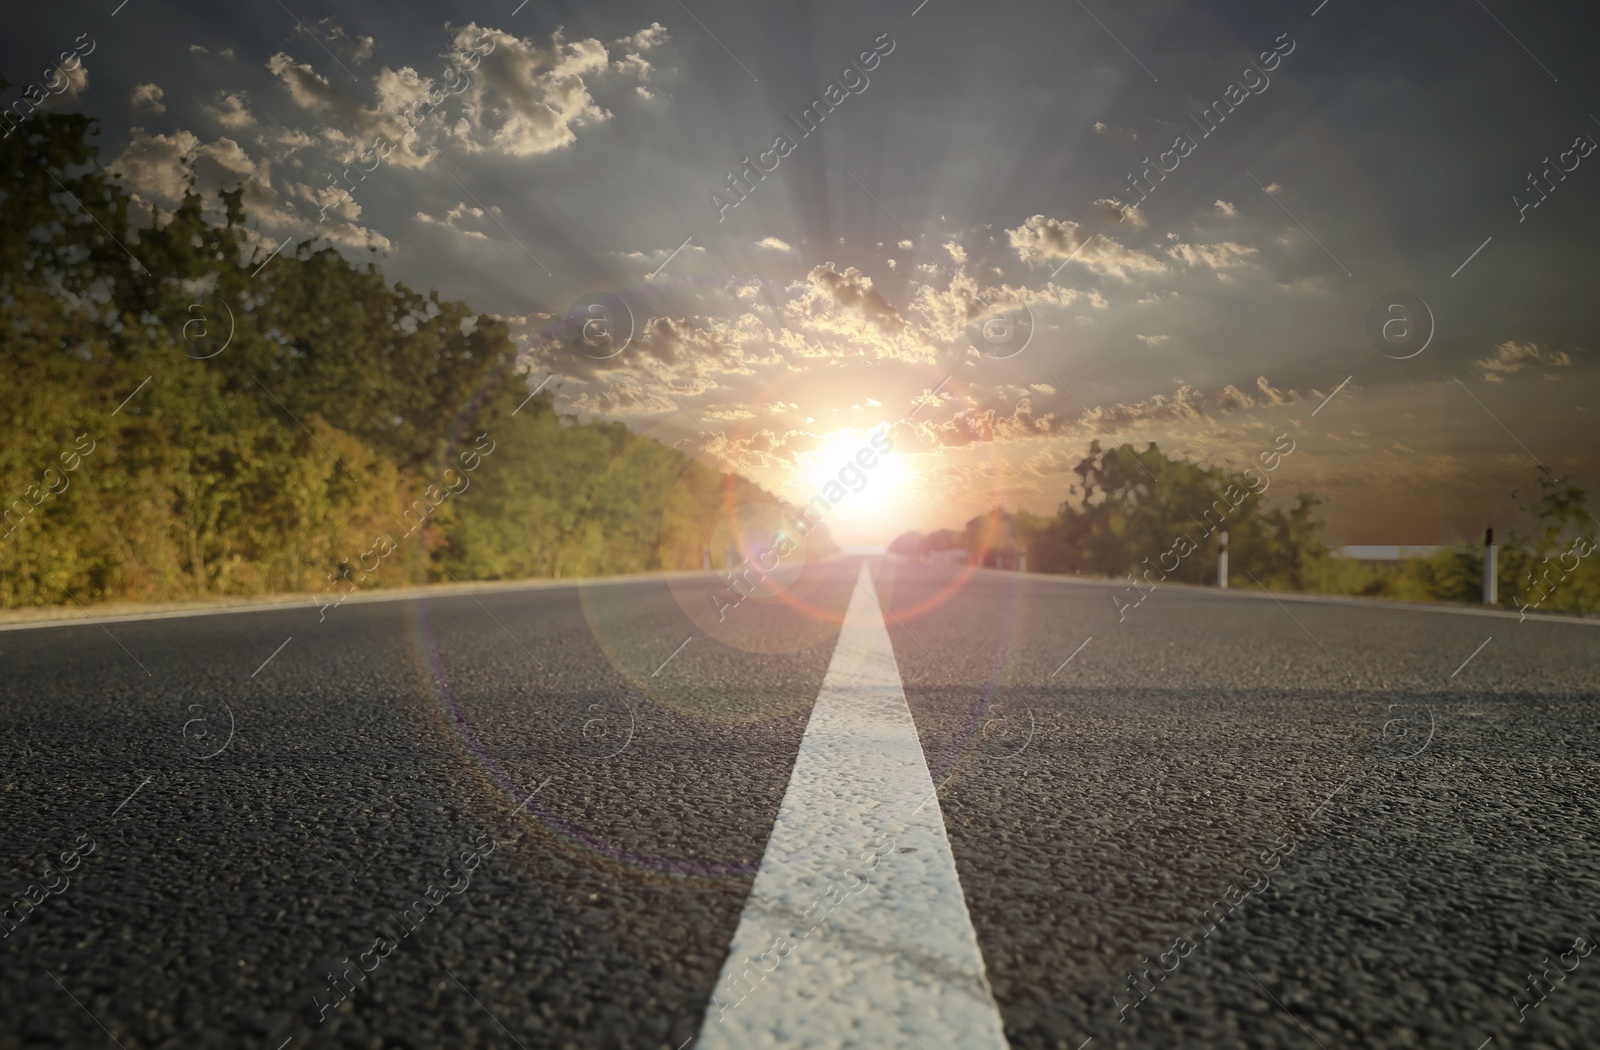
[
  {"x1": 1135, "y1": 334, "x2": 1169, "y2": 346},
  {"x1": 943, "y1": 240, "x2": 967, "y2": 263},
  {"x1": 129, "y1": 83, "x2": 165, "y2": 115},
  {"x1": 1475, "y1": 340, "x2": 1572, "y2": 382},
  {"x1": 1214, "y1": 200, "x2": 1237, "y2": 217},
  {"x1": 916, "y1": 396, "x2": 1071, "y2": 448},
  {"x1": 1166, "y1": 239, "x2": 1258, "y2": 270},
  {"x1": 36, "y1": 61, "x2": 88, "y2": 107},
  {"x1": 1213, "y1": 385, "x2": 1257, "y2": 413},
  {"x1": 1064, "y1": 383, "x2": 1208, "y2": 436},
  {"x1": 203, "y1": 91, "x2": 254, "y2": 128},
  {"x1": 255, "y1": 19, "x2": 667, "y2": 181},
  {"x1": 109, "y1": 128, "x2": 201, "y2": 200},
  {"x1": 1255, "y1": 375, "x2": 1301, "y2": 403},
  {"x1": 896, "y1": 239, "x2": 914, "y2": 250},
  {"x1": 918, "y1": 378, "x2": 1245, "y2": 449},
  {"x1": 1005, "y1": 214, "x2": 1164, "y2": 280},
  {"x1": 267, "y1": 52, "x2": 342, "y2": 114},
  {"x1": 755, "y1": 236, "x2": 793, "y2": 252},
  {"x1": 441, "y1": 22, "x2": 665, "y2": 158},
  {"x1": 614, "y1": 23, "x2": 669, "y2": 52},
  {"x1": 798, "y1": 262, "x2": 908, "y2": 336},
  {"x1": 309, "y1": 17, "x2": 375, "y2": 63},
  {"x1": 1095, "y1": 197, "x2": 1145, "y2": 228},
  {"x1": 415, "y1": 201, "x2": 491, "y2": 239},
  {"x1": 1023, "y1": 447, "x2": 1084, "y2": 476},
  {"x1": 1092, "y1": 121, "x2": 1136, "y2": 141},
  {"x1": 108, "y1": 126, "x2": 369, "y2": 244},
  {"x1": 543, "y1": 314, "x2": 747, "y2": 392},
  {"x1": 907, "y1": 267, "x2": 1078, "y2": 346}
]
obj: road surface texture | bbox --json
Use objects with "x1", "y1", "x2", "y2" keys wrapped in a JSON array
[{"x1": 1, "y1": 557, "x2": 1596, "y2": 1050}]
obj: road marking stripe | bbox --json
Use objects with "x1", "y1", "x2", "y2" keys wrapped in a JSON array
[{"x1": 694, "y1": 566, "x2": 1009, "y2": 1049}]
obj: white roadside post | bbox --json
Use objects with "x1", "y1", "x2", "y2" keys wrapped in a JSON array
[
  {"x1": 1217, "y1": 529, "x2": 1229, "y2": 589},
  {"x1": 1483, "y1": 526, "x2": 1497, "y2": 605}
]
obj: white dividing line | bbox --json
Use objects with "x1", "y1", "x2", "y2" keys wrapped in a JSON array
[{"x1": 694, "y1": 568, "x2": 1008, "y2": 1049}]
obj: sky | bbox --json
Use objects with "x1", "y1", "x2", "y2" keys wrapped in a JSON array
[{"x1": 6, "y1": 0, "x2": 1598, "y2": 545}]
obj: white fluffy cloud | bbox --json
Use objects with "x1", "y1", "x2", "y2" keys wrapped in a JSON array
[
  {"x1": 415, "y1": 201, "x2": 490, "y2": 239},
  {"x1": 1005, "y1": 214, "x2": 1165, "y2": 279},
  {"x1": 1166, "y1": 239, "x2": 1258, "y2": 271},
  {"x1": 441, "y1": 22, "x2": 667, "y2": 158},
  {"x1": 109, "y1": 128, "x2": 201, "y2": 200},
  {"x1": 1475, "y1": 340, "x2": 1572, "y2": 382},
  {"x1": 203, "y1": 91, "x2": 254, "y2": 128},
  {"x1": 260, "y1": 21, "x2": 667, "y2": 171},
  {"x1": 129, "y1": 83, "x2": 165, "y2": 115}
]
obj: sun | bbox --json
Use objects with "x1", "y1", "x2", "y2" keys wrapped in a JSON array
[{"x1": 796, "y1": 426, "x2": 910, "y2": 533}]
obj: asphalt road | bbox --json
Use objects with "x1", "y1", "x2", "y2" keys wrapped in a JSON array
[{"x1": 1, "y1": 557, "x2": 1597, "y2": 1049}]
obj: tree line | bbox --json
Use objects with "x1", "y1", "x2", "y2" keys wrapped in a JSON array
[
  {"x1": 0, "y1": 90, "x2": 803, "y2": 608},
  {"x1": 891, "y1": 441, "x2": 1599, "y2": 616}
]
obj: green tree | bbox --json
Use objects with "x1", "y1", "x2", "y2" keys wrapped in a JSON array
[{"x1": 0, "y1": 82, "x2": 811, "y2": 609}]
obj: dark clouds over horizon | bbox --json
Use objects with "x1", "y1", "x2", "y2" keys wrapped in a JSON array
[{"x1": 5, "y1": 0, "x2": 1597, "y2": 543}]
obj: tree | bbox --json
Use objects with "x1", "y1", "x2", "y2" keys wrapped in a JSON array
[{"x1": 0, "y1": 85, "x2": 806, "y2": 608}]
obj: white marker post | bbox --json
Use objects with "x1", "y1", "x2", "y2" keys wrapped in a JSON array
[
  {"x1": 1217, "y1": 529, "x2": 1229, "y2": 589},
  {"x1": 1483, "y1": 526, "x2": 1497, "y2": 605}
]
